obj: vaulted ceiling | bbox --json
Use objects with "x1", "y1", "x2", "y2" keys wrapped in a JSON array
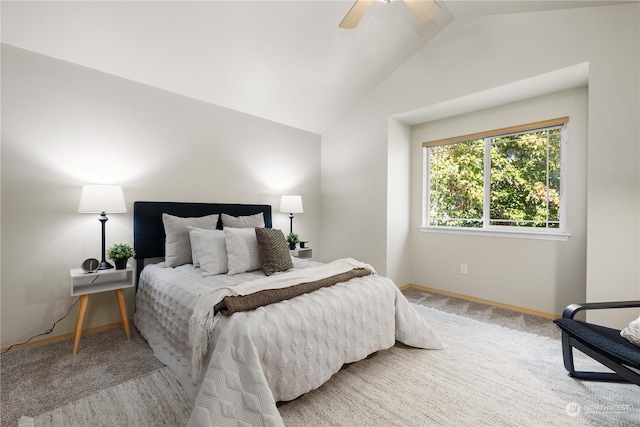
[{"x1": 1, "y1": 1, "x2": 626, "y2": 134}]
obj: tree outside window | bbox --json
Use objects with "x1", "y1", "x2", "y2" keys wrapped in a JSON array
[{"x1": 425, "y1": 121, "x2": 565, "y2": 232}]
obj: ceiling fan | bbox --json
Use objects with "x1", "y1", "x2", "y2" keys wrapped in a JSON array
[{"x1": 339, "y1": 0, "x2": 441, "y2": 29}]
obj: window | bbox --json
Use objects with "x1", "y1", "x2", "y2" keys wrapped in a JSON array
[{"x1": 422, "y1": 117, "x2": 568, "y2": 237}]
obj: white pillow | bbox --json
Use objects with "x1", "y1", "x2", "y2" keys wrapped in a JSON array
[
  {"x1": 162, "y1": 213, "x2": 219, "y2": 267},
  {"x1": 221, "y1": 213, "x2": 265, "y2": 228},
  {"x1": 224, "y1": 227, "x2": 260, "y2": 275},
  {"x1": 621, "y1": 315, "x2": 640, "y2": 347},
  {"x1": 188, "y1": 227, "x2": 228, "y2": 276}
]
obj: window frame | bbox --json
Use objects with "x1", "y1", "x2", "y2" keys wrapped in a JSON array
[{"x1": 420, "y1": 117, "x2": 570, "y2": 241}]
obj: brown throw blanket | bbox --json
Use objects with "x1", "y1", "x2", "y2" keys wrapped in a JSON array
[{"x1": 214, "y1": 268, "x2": 372, "y2": 316}]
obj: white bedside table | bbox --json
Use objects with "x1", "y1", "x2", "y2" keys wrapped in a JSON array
[
  {"x1": 290, "y1": 247, "x2": 312, "y2": 259},
  {"x1": 69, "y1": 267, "x2": 134, "y2": 355}
]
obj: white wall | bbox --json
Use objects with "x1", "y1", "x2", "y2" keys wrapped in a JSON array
[
  {"x1": 1, "y1": 45, "x2": 321, "y2": 348},
  {"x1": 386, "y1": 118, "x2": 412, "y2": 285},
  {"x1": 410, "y1": 87, "x2": 588, "y2": 315},
  {"x1": 321, "y1": 5, "x2": 639, "y2": 325}
]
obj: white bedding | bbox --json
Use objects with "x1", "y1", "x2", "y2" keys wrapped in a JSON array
[
  {"x1": 135, "y1": 260, "x2": 310, "y2": 397},
  {"x1": 189, "y1": 257, "x2": 378, "y2": 380},
  {"x1": 134, "y1": 258, "x2": 445, "y2": 426}
]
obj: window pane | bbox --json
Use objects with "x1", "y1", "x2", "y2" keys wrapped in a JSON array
[
  {"x1": 429, "y1": 140, "x2": 484, "y2": 227},
  {"x1": 547, "y1": 130, "x2": 561, "y2": 228},
  {"x1": 490, "y1": 129, "x2": 560, "y2": 228},
  {"x1": 424, "y1": 122, "x2": 565, "y2": 232}
]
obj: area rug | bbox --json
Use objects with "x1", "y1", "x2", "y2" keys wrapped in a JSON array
[
  {"x1": 22, "y1": 304, "x2": 639, "y2": 426},
  {"x1": 279, "y1": 305, "x2": 639, "y2": 426},
  {"x1": 19, "y1": 367, "x2": 193, "y2": 426},
  {"x1": 2, "y1": 326, "x2": 166, "y2": 426}
]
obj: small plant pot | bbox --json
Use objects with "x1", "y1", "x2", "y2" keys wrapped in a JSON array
[
  {"x1": 114, "y1": 258, "x2": 129, "y2": 270},
  {"x1": 288, "y1": 242, "x2": 297, "y2": 250}
]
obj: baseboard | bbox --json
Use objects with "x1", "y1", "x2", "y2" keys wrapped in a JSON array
[
  {"x1": 1, "y1": 320, "x2": 132, "y2": 353},
  {"x1": 400, "y1": 284, "x2": 557, "y2": 320}
]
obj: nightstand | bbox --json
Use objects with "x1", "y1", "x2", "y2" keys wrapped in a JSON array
[
  {"x1": 69, "y1": 267, "x2": 134, "y2": 355},
  {"x1": 290, "y1": 247, "x2": 313, "y2": 259}
]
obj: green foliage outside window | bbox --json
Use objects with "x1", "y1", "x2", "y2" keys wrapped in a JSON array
[
  {"x1": 428, "y1": 127, "x2": 562, "y2": 229},
  {"x1": 429, "y1": 140, "x2": 484, "y2": 227}
]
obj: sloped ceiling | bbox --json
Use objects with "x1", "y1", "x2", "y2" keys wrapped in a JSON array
[{"x1": 0, "y1": 1, "x2": 627, "y2": 134}]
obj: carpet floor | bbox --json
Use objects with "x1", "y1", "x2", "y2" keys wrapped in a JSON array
[
  {"x1": 19, "y1": 367, "x2": 192, "y2": 426},
  {"x1": 1, "y1": 327, "x2": 164, "y2": 426},
  {"x1": 2, "y1": 289, "x2": 637, "y2": 426},
  {"x1": 278, "y1": 304, "x2": 638, "y2": 426}
]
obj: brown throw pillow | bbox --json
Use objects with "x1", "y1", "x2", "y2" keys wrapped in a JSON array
[{"x1": 255, "y1": 227, "x2": 294, "y2": 276}]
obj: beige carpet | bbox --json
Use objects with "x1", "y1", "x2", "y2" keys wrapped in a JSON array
[
  {"x1": 0, "y1": 288, "x2": 555, "y2": 425},
  {"x1": 280, "y1": 305, "x2": 638, "y2": 426},
  {"x1": 20, "y1": 304, "x2": 639, "y2": 426},
  {"x1": 1, "y1": 327, "x2": 165, "y2": 426},
  {"x1": 19, "y1": 367, "x2": 192, "y2": 427}
]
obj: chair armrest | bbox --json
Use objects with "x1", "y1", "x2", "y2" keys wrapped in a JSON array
[{"x1": 562, "y1": 301, "x2": 640, "y2": 319}]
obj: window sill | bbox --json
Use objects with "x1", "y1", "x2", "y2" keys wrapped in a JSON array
[{"x1": 419, "y1": 226, "x2": 570, "y2": 241}]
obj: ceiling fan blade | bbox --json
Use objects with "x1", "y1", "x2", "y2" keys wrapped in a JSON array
[
  {"x1": 339, "y1": 0, "x2": 374, "y2": 29},
  {"x1": 404, "y1": 0, "x2": 441, "y2": 23}
]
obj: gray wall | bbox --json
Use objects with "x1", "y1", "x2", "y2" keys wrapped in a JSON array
[
  {"x1": 320, "y1": 5, "x2": 640, "y2": 326},
  {"x1": 410, "y1": 87, "x2": 588, "y2": 315},
  {"x1": 1, "y1": 45, "x2": 321, "y2": 348}
]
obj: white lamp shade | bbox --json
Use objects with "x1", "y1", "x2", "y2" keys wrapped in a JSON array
[
  {"x1": 279, "y1": 195, "x2": 303, "y2": 213},
  {"x1": 78, "y1": 185, "x2": 127, "y2": 213}
]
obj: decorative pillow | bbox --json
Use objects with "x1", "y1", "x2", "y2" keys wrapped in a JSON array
[
  {"x1": 255, "y1": 228, "x2": 294, "y2": 276},
  {"x1": 221, "y1": 212, "x2": 265, "y2": 228},
  {"x1": 162, "y1": 213, "x2": 219, "y2": 267},
  {"x1": 621, "y1": 315, "x2": 640, "y2": 347},
  {"x1": 188, "y1": 227, "x2": 228, "y2": 276},
  {"x1": 224, "y1": 227, "x2": 260, "y2": 275}
]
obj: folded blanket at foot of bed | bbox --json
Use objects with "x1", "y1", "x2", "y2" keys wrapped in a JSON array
[{"x1": 214, "y1": 267, "x2": 372, "y2": 315}]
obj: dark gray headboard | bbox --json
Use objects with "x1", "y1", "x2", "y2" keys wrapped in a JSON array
[{"x1": 133, "y1": 201, "x2": 272, "y2": 284}]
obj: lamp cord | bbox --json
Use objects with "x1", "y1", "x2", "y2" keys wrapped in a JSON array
[{"x1": 0, "y1": 297, "x2": 81, "y2": 354}]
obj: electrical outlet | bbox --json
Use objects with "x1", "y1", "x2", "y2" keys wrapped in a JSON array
[{"x1": 460, "y1": 264, "x2": 468, "y2": 274}]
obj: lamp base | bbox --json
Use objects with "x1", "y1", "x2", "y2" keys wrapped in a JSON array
[
  {"x1": 98, "y1": 212, "x2": 113, "y2": 270},
  {"x1": 99, "y1": 260, "x2": 114, "y2": 270}
]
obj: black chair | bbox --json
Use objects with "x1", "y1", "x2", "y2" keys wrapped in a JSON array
[{"x1": 553, "y1": 301, "x2": 640, "y2": 386}]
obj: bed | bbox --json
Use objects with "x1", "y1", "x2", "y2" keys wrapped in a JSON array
[{"x1": 132, "y1": 201, "x2": 445, "y2": 426}]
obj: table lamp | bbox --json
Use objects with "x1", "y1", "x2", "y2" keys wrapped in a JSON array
[
  {"x1": 279, "y1": 195, "x2": 303, "y2": 234},
  {"x1": 78, "y1": 185, "x2": 127, "y2": 270}
]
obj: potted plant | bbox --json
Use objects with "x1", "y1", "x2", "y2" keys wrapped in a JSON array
[
  {"x1": 107, "y1": 243, "x2": 136, "y2": 269},
  {"x1": 286, "y1": 232, "x2": 299, "y2": 250}
]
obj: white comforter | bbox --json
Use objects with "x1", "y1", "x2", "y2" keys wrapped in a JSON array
[
  {"x1": 189, "y1": 258, "x2": 378, "y2": 380},
  {"x1": 134, "y1": 259, "x2": 444, "y2": 427},
  {"x1": 188, "y1": 266, "x2": 444, "y2": 426}
]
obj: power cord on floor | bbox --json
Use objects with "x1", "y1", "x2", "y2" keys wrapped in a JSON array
[{"x1": 0, "y1": 297, "x2": 81, "y2": 354}]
